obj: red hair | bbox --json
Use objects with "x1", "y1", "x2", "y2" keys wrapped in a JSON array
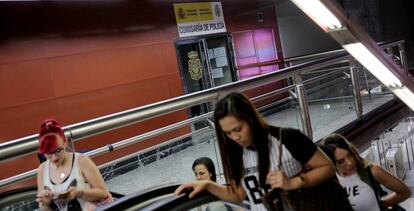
[{"x1": 38, "y1": 119, "x2": 66, "y2": 154}]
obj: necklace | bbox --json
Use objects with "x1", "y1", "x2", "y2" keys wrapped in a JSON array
[
  {"x1": 50, "y1": 154, "x2": 68, "y2": 179},
  {"x1": 50, "y1": 164, "x2": 66, "y2": 179}
]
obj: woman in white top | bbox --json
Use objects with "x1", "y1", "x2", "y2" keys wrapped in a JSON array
[
  {"x1": 320, "y1": 133, "x2": 411, "y2": 211},
  {"x1": 36, "y1": 119, "x2": 109, "y2": 211}
]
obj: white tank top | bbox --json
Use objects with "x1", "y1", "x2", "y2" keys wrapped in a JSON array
[
  {"x1": 43, "y1": 153, "x2": 91, "y2": 211},
  {"x1": 336, "y1": 172, "x2": 381, "y2": 211}
]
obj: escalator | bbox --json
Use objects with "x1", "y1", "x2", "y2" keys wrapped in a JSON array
[
  {"x1": 0, "y1": 183, "x2": 248, "y2": 211},
  {"x1": 0, "y1": 186, "x2": 38, "y2": 211},
  {"x1": 336, "y1": 98, "x2": 410, "y2": 150},
  {"x1": 96, "y1": 184, "x2": 249, "y2": 211},
  {"x1": 0, "y1": 186, "x2": 124, "y2": 211}
]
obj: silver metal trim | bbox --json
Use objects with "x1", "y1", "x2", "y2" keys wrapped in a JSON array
[
  {"x1": 350, "y1": 60, "x2": 363, "y2": 117},
  {"x1": 0, "y1": 52, "x2": 356, "y2": 163},
  {"x1": 294, "y1": 74, "x2": 313, "y2": 139}
]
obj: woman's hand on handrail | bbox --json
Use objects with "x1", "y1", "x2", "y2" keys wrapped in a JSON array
[{"x1": 175, "y1": 180, "x2": 208, "y2": 199}]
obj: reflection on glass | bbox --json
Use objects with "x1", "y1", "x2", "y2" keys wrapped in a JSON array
[
  {"x1": 357, "y1": 68, "x2": 394, "y2": 114},
  {"x1": 105, "y1": 131, "x2": 223, "y2": 195},
  {"x1": 303, "y1": 67, "x2": 358, "y2": 141},
  {"x1": 263, "y1": 97, "x2": 303, "y2": 131}
]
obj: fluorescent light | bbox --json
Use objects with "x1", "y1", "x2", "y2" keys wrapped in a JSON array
[
  {"x1": 342, "y1": 42, "x2": 402, "y2": 88},
  {"x1": 290, "y1": 0, "x2": 414, "y2": 111},
  {"x1": 290, "y1": 0, "x2": 342, "y2": 31},
  {"x1": 393, "y1": 87, "x2": 414, "y2": 111}
]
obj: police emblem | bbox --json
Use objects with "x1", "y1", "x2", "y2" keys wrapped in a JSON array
[
  {"x1": 188, "y1": 51, "x2": 203, "y2": 81},
  {"x1": 177, "y1": 8, "x2": 185, "y2": 19},
  {"x1": 214, "y1": 4, "x2": 221, "y2": 17}
]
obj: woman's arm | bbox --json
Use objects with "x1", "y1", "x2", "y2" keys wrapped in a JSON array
[
  {"x1": 36, "y1": 164, "x2": 53, "y2": 211},
  {"x1": 274, "y1": 128, "x2": 335, "y2": 190},
  {"x1": 175, "y1": 180, "x2": 246, "y2": 203},
  {"x1": 371, "y1": 164, "x2": 411, "y2": 206},
  {"x1": 300, "y1": 148, "x2": 335, "y2": 187},
  {"x1": 267, "y1": 148, "x2": 335, "y2": 190},
  {"x1": 76, "y1": 154, "x2": 108, "y2": 202}
]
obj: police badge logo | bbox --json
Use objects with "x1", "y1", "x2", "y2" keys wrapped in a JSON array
[
  {"x1": 177, "y1": 8, "x2": 186, "y2": 19},
  {"x1": 188, "y1": 51, "x2": 203, "y2": 81},
  {"x1": 214, "y1": 4, "x2": 221, "y2": 17}
]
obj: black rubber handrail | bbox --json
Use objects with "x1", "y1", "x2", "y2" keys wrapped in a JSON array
[{"x1": 97, "y1": 184, "x2": 249, "y2": 211}]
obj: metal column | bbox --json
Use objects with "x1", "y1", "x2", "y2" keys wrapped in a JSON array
[
  {"x1": 398, "y1": 44, "x2": 408, "y2": 73},
  {"x1": 350, "y1": 60, "x2": 363, "y2": 118},
  {"x1": 294, "y1": 74, "x2": 313, "y2": 139}
]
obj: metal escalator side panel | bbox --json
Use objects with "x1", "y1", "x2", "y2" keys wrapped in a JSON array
[{"x1": 0, "y1": 186, "x2": 38, "y2": 210}]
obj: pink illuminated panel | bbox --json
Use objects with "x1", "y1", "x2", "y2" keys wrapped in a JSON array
[
  {"x1": 233, "y1": 27, "x2": 279, "y2": 79},
  {"x1": 255, "y1": 28, "x2": 278, "y2": 62}
]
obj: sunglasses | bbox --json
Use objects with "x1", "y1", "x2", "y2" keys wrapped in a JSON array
[{"x1": 45, "y1": 147, "x2": 65, "y2": 156}]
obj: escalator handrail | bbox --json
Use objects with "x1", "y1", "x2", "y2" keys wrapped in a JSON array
[
  {"x1": 97, "y1": 184, "x2": 180, "y2": 211},
  {"x1": 97, "y1": 183, "x2": 250, "y2": 211}
]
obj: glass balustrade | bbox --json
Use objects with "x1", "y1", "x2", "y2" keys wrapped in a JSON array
[
  {"x1": 302, "y1": 65, "x2": 358, "y2": 141},
  {"x1": 357, "y1": 66, "x2": 395, "y2": 114}
]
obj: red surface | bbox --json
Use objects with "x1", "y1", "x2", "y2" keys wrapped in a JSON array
[{"x1": 0, "y1": 1, "x2": 286, "y2": 192}]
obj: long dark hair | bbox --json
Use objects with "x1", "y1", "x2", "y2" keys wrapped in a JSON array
[
  {"x1": 192, "y1": 157, "x2": 217, "y2": 182},
  {"x1": 214, "y1": 92, "x2": 270, "y2": 189},
  {"x1": 319, "y1": 133, "x2": 368, "y2": 172}
]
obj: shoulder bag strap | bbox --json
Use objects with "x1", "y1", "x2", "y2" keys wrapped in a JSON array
[
  {"x1": 277, "y1": 127, "x2": 283, "y2": 170},
  {"x1": 268, "y1": 126, "x2": 284, "y2": 170}
]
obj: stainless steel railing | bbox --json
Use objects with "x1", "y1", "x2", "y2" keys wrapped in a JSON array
[
  {"x1": 0, "y1": 40, "x2": 406, "y2": 189},
  {"x1": 0, "y1": 51, "x2": 352, "y2": 163}
]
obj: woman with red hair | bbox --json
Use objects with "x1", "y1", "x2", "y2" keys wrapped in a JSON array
[{"x1": 35, "y1": 119, "x2": 110, "y2": 211}]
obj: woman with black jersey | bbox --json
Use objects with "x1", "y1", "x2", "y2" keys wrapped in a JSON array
[{"x1": 176, "y1": 92, "x2": 347, "y2": 211}]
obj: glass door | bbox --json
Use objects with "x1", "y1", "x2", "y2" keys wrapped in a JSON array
[
  {"x1": 176, "y1": 39, "x2": 212, "y2": 129},
  {"x1": 176, "y1": 40, "x2": 212, "y2": 96},
  {"x1": 175, "y1": 34, "x2": 236, "y2": 129},
  {"x1": 205, "y1": 36, "x2": 237, "y2": 86}
]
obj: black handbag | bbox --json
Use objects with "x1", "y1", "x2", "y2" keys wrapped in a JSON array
[
  {"x1": 262, "y1": 188, "x2": 294, "y2": 211},
  {"x1": 261, "y1": 127, "x2": 353, "y2": 211}
]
